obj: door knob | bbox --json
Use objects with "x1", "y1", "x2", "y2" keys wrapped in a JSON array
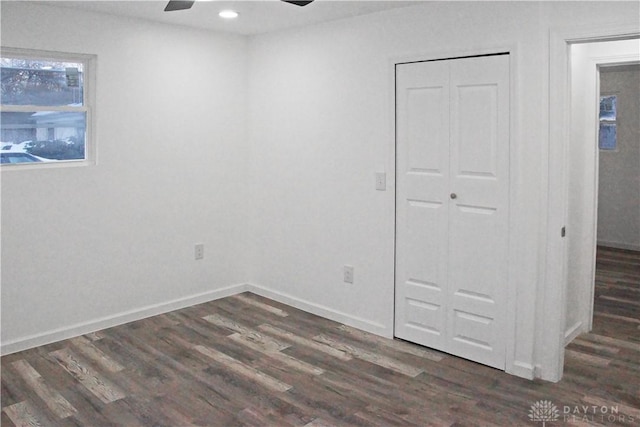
[{"x1": 450, "y1": 193, "x2": 457, "y2": 199}]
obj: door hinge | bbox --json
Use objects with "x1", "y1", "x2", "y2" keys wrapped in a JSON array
[{"x1": 561, "y1": 226, "x2": 566, "y2": 237}]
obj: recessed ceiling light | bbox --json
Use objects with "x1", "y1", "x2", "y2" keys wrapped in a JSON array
[{"x1": 219, "y1": 10, "x2": 238, "y2": 19}]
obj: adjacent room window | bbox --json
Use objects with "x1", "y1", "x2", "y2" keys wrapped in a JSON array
[
  {"x1": 1, "y1": 48, "x2": 94, "y2": 167},
  {"x1": 598, "y1": 95, "x2": 617, "y2": 151}
]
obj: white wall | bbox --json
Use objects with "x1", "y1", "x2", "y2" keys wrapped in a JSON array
[
  {"x1": 598, "y1": 65, "x2": 640, "y2": 250},
  {"x1": 0, "y1": 2, "x2": 249, "y2": 352},
  {"x1": 246, "y1": 1, "x2": 640, "y2": 379}
]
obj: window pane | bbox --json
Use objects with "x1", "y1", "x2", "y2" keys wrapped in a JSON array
[
  {"x1": 599, "y1": 123, "x2": 617, "y2": 150},
  {"x1": 1, "y1": 111, "x2": 86, "y2": 161},
  {"x1": 1, "y1": 58, "x2": 84, "y2": 106},
  {"x1": 599, "y1": 95, "x2": 617, "y2": 121}
]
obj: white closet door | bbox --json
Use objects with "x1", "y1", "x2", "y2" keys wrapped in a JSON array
[
  {"x1": 395, "y1": 54, "x2": 510, "y2": 369},
  {"x1": 395, "y1": 60, "x2": 450, "y2": 351}
]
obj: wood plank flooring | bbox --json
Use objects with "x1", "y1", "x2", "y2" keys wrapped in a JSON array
[
  {"x1": 593, "y1": 246, "x2": 640, "y2": 342},
  {"x1": 2, "y1": 248, "x2": 639, "y2": 426}
]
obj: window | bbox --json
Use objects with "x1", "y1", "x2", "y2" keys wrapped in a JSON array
[
  {"x1": 598, "y1": 95, "x2": 617, "y2": 151},
  {"x1": 1, "y1": 48, "x2": 95, "y2": 167}
]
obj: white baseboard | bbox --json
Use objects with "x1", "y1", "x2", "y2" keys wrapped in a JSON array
[
  {"x1": 0, "y1": 281, "x2": 547, "y2": 382},
  {"x1": 246, "y1": 283, "x2": 391, "y2": 338},
  {"x1": 1, "y1": 283, "x2": 249, "y2": 355},
  {"x1": 564, "y1": 320, "x2": 585, "y2": 346},
  {"x1": 508, "y1": 361, "x2": 535, "y2": 380},
  {"x1": 1, "y1": 282, "x2": 391, "y2": 355},
  {"x1": 597, "y1": 240, "x2": 640, "y2": 252}
]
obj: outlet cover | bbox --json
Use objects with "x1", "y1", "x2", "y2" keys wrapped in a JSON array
[
  {"x1": 344, "y1": 265, "x2": 354, "y2": 283},
  {"x1": 195, "y1": 244, "x2": 204, "y2": 260}
]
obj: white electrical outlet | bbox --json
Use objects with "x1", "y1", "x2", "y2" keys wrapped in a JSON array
[
  {"x1": 344, "y1": 265, "x2": 354, "y2": 283},
  {"x1": 195, "y1": 244, "x2": 204, "y2": 260}
]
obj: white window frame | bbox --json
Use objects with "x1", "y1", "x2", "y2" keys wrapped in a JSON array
[{"x1": 1, "y1": 47, "x2": 96, "y2": 169}]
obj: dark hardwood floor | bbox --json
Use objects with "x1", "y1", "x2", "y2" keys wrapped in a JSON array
[
  {"x1": 2, "y1": 248, "x2": 639, "y2": 426},
  {"x1": 593, "y1": 246, "x2": 640, "y2": 342}
]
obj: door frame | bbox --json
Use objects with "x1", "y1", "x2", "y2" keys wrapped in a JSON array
[
  {"x1": 390, "y1": 44, "x2": 526, "y2": 377},
  {"x1": 543, "y1": 24, "x2": 640, "y2": 382},
  {"x1": 567, "y1": 43, "x2": 640, "y2": 345}
]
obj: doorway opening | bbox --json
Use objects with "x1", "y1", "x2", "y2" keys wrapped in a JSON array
[
  {"x1": 564, "y1": 40, "x2": 640, "y2": 347},
  {"x1": 544, "y1": 27, "x2": 639, "y2": 383},
  {"x1": 591, "y1": 63, "x2": 640, "y2": 340}
]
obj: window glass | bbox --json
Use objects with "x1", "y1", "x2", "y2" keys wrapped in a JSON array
[
  {"x1": 1, "y1": 111, "x2": 86, "y2": 160},
  {"x1": 598, "y1": 122, "x2": 617, "y2": 150},
  {"x1": 599, "y1": 95, "x2": 616, "y2": 121},
  {"x1": 1, "y1": 58, "x2": 84, "y2": 106},
  {"x1": 1, "y1": 51, "x2": 91, "y2": 166},
  {"x1": 598, "y1": 95, "x2": 617, "y2": 151}
]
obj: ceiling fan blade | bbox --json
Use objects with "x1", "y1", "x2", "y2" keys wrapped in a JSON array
[
  {"x1": 281, "y1": 0, "x2": 314, "y2": 6},
  {"x1": 164, "y1": 1, "x2": 195, "y2": 12}
]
